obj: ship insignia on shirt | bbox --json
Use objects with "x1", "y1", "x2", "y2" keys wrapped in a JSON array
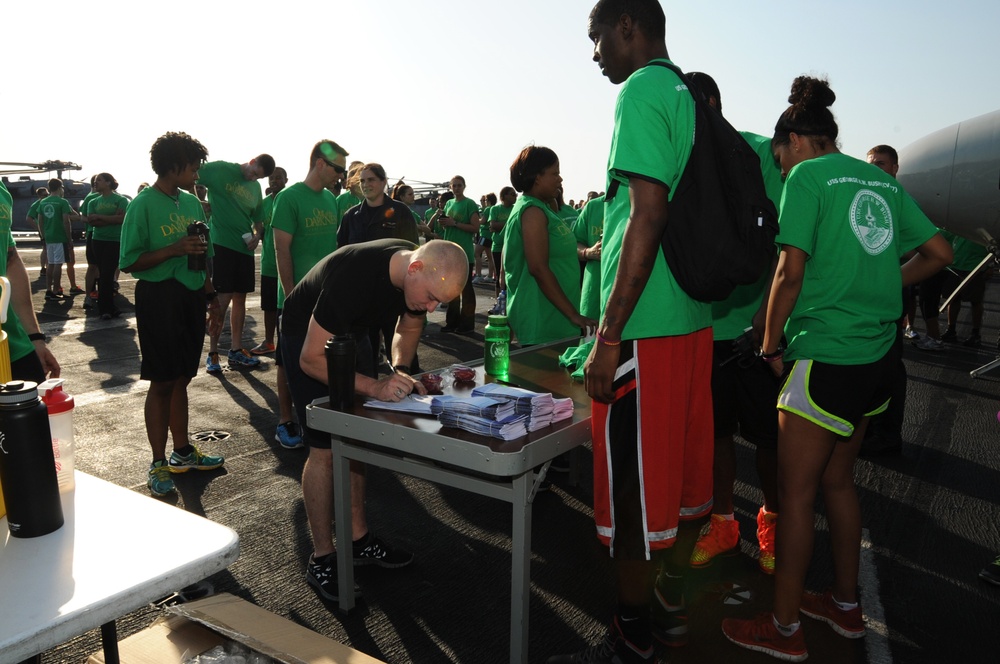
[{"x1": 849, "y1": 190, "x2": 893, "y2": 256}]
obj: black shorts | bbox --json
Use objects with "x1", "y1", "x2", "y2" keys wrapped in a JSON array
[
  {"x1": 919, "y1": 271, "x2": 946, "y2": 319},
  {"x1": 212, "y1": 244, "x2": 255, "y2": 294},
  {"x1": 944, "y1": 269, "x2": 987, "y2": 303},
  {"x1": 280, "y1": 330, "x2": 374, "y2": 449},
  {"x1": 135, "y1": 279, "x2": 206, "y2": 382},
  {"x1": 711, "y1": 340, "x2": 779, "y2": 449},
  {"x1": 777, "y1": 344, "x2": 898, "y2": 438},
  {"x1": 260, "y1": 275, "x2": 278, "y2": 312},
  {"x1": 476, "y1": 236, "x2": 492, "y2": 249},
  {"x1": 11, "y1": 350, "x2": 45, "y2": 384}
]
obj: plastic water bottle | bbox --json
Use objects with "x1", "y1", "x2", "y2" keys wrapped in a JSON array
[
  {"x1": 39, "y1": 378, "x2": 75, "y2": 492},
  {"x1": 484, "y1": 315, "x2": 510, "y2": 377},
  {"x1": 0, "y1": 380, "x2": 63, "y2": 538},
  {"x1": 325, "y1": 335, "x2": 356, "y2": 412}
]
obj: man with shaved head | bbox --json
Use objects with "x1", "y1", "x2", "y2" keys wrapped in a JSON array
[{"x1": 279, "y1": 237, "x2": 467, "y2": 604}]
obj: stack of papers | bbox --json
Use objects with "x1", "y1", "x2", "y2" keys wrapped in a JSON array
[
  {"x1": 430, "y1": 395, "x2": 516, "y2": 421},
  {"x1": 363, "y1": 383, "x2": 574, "y2": 441},
  {"x1": 438, "y1": 412, "x2": 529, "y2": 440}
]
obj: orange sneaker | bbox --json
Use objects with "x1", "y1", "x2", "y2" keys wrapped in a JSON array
[
  {"x1": 756, "y1": 507, "x2": 777, "y2": 575},
  {"x1": 690, "y1": 514, "x2": 740, "y2": 567},
  {"x1": 722, "y1": 613, "x2": 808, "y2": 662},
  {"x1": 800, "y1": 590, "x2": 865, "y2": 639}
]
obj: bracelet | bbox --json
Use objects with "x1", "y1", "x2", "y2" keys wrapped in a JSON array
[
  {"x1": 394, "y1": 365, "x2": 411, "y2": 375},
  {"x1": 760, "y1": 348, "x2": 784, "y2": 362},
  {"x1": 205, "y1": 291, "x2": 218, "y2": 301},
  {"x1": 27, "y1": 332, "x2": 46, "y2": 342},
  {"x1": 597, "y1": 331, "x2": 621, "y2": 347}
]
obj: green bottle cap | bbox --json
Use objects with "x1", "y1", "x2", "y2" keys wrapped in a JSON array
[{"x1": 487, "y1": 315, "x2": 508, "y2": 326}]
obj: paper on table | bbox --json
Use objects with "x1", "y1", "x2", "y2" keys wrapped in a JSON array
[{"x1": 364, "y1": 394, "x2": 436, "y2": 415}]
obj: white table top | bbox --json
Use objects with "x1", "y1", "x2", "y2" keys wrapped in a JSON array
[{"x1": 0, "y1": 471, "x2": 240, "y2": 663}]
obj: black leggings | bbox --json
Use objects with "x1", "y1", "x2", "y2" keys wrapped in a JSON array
[{"x1": 92, "y1": 240, "x2": 120, "y2": 316}]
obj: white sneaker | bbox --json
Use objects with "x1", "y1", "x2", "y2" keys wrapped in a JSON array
[{"x1": 904, "y1": 326, "x2": 919, "y2": 340}]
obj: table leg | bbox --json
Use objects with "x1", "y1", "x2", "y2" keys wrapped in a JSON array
[
  {"x1": 510, "y1": 471, "x2": 532, "y2": 663},
  {"x1": 332, "y1": 436, "x2": 356, "y2": 613},
  {"x1": 100, "y1": 621, "x2": 119, "y2": 664}
]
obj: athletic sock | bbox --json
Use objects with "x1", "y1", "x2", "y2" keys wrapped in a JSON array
[
  {"x1": 617, "y1": 604, "x2": 651, "y2": 649},
  {"x1": 772, "y1": 615, "x2": 800, "y2": 637},
  {"x1": 832, "y1": 595, "x2": 859, "y2": 611}
]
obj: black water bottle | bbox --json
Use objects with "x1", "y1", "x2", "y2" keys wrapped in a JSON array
[
  {"x1": 325, "y1": 335, "x2": 356, "y2": 412},
  {"x1": 187, "y1": 221, "x2": 208, "y2": 271},
  {"x1": 0, "y1": 380, "x2": 64, "y2": 538}
]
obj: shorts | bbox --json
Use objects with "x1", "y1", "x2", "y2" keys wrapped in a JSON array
[
  {"x1": 280, "y1": 329, "x2": 374, "y2": 449},
  {"x1": 212, "y1": 244, "x2": 255, "y2": 294},
  {"x1": 476, "y1": 236, "x2": 492, "y2": 249},
  {"x1": 10, "y1": 349, "x2": 45, "y2": 384},
  {"x1": 944, "y1": 269, "x2": 987, "y2": 303},
  {"x1": 46, "y1": 243, "x2": 65, "y2": 265},
  {"x1": 85, "y1": 235, "x2": 96, "y2": 265},
  {"x1": 135, "y1": 279, "x2": 206, "y2": 382},
  {"x1": 777, "y1": 345, "x2": 898, "y2": 438},
  {"x1": 592, "y1": 328, "x2": 714, "y2": 560},
  {"x1": 711, "y1": 340, "x2": 779, "y2": 449},
  {"x1": 919, "y1": 271, "x2": 946, "y2": 319},
  {"x1": 260, "y1": 275, "x2": 278, "y2": 312}
]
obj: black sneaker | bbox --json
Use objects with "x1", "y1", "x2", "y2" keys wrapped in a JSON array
[
  {"x1": 941, "y1": 328, "x2": 958, "y2": 342},
  {"x1": 352, "y1": 533, "x2": 414, "y2": 568},
  {"x1": 547, "y1": 617, "x2": 655, "y2": 663},
  {"x1": 650, "y1": 580, "x2": 688, "y2": 647},
  {"x1": 549, "y1": 452, "x2": 571, "y2": 473},
  {"x1": 962, "y1": 333, "x2": 982, "y2": 348},
  {"x1": 306, "y1": 554, "x2": 361, "y2": 602},
  {"x1": 979, "y1": 556, "x2": 1000, "y2": 586}
]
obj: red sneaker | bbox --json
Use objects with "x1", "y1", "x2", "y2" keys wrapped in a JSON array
[
  {"x1": 800, "y1": 590, "x2": 865, "y2": 639},
  {"x1": 690, "y1": 514, "x2": 740, "y2": 567},
  {"x1": 722, "y1": 613, "x2": 808, "y2": 662},
  {"x1": 757, "y1": 507, "x2": 777, "y2": 575}
]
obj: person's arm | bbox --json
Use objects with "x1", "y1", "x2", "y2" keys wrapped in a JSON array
[
  {"x1": 901, "y1": 233, "x2": 953, "y2": 287},
  {"x1": 274, "y1": 228, "x2": 295, "y2": 298},
  {"x1": 522, "y1": 206, "x2": 595, "y2": 332},
  {"x1": 87, "y1": 210, "x2": 126, "y2": 227},
  {"x1": 121, "y1": 234, "x2": 206, "y2": 273},
  {"x1": 576, "y1": 238, "x2": 602, "y2": 262},
  {"x1": 61, "y1": 213, "x2": 72, "y2": 240},
  {"x1": 584, "y1": 178, "x2": 670, "y2": 403},
  {"x1": 391, "y1": 311, "x2": 425, "y2": 372},
  {"x1": 204, "y1": 275, "x2": 223, "y2": 337},
  {"x1": 6, "y1": 247, "x2": 59, "y2": 377},
  {"x1": 248, "y1": 220, "x2": 263, "y2": 251},
  {"x1": 448, "y1": 210, "x2": 479, "y2": 233},
  {"x1": 760, "y1": 246, "x2": 806, "y2": 376},
  {"x1": 299, "y1": 315, "x2": 423, "y2": 402}
]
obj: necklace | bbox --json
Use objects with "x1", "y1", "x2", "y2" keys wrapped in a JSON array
[{"x1": 154, "y1": 183, "x2": 180, "y2": 209}]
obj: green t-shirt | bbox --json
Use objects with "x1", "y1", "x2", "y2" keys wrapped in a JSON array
[
  {"x1": 503, "y1": 195, "x2": 581, "y2": 345},
  {"x1": 337, "y1": 191, "x2": 361, "y2": 221},
  {"x1": 87, "y1": 192, "x2": 129, "y2": 243},
  {"x1": 197, "y1": 161, "x2": 264, "y2": 255},
  {"x1": 80, "y1": 192, "x2": 100, "y2": 238},
  {"x1": 443, "y1": 197, "x2": 479, "y2": 262},
  {"x1": 271, "y1": 182, "x2": 340, "y2": 307},
  {"x1": 711, "y1": 131, "x2": 785, "y2": 341},
  {"x1": 119, "y1": 187, "x2": 213, "y2": 291},
  {"x1": 489, "y1": 203, "x2": 513, "y2": 251},
  {"x1": 945, "y1": 232, "x2": 989, "y2": 272},
  {"x1": 479, "y1": 205, "x2": 492, "y2": 237},
  {"x1": 777, "y1": 153, "x2": 938, "y2": 364},
  {"x1": 423, "y1": 207, "x2": 436, "y2": 224},
  {"x1": 38, "y1": 195, "x2": 72, "y2": 244},
  {"x1": 573, "y1": 195, "x2": 605, "y2": 320},
  {"x1": 0, "y1": 181, "x2": 34, "y2": 363},
  {"x1": 557, "y1": 204, "x2": 579, "y2": 226},
  {"x1": 603, "y1": 59, "x2": 710, "y2": 340},
  {"x1": 260, "y1": 193, "x2": 278, "y2": 278}
]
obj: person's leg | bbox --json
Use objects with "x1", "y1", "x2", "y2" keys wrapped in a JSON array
[
  {"x1": 302, "y1": 448, "x2": 367, "y2": 558},
  {"x1": 276, "y1": 365, "x2": 295, "y2": 423},
  {"x1": 94, "y1": 241, "x2": 117, "y2": 316},
  {"x1": 65, "y1": 243, "x2": 79, "y2": 289},
  {"x1": 460, "y1": 264, "x2": 476, "y2": 330},
  {"x1": 772, "y1": 412, "x2": 838, "y2": 626},
  {"x1": 821, "y1": 418, "x2": 867, "y2": 605},
  {"x1": 210, "y1": 293, "x2": 233, "y2": 355},
  {"x1": 263, "y1": 310, "x2": 277, "y2": 347},
  {"x1": 229, "y1": 292, "x2": 247, "y2": 350},
  {"x1": 85, "y1": 236, "x2": 98, "y2": 296},
  {"x1": 145, "y1": 378, "x2": 178, "y2": 461},
  {"x1": 49, "y1": 262, "x2": 63, "y2": 295},
  {"x1": 167, "y1": 376, "x2": 192, "y2": 452}
]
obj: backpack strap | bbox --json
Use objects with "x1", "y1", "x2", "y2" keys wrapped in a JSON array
[{"x1": 605, "y1": 60, "x2": 699, "y2": 204}]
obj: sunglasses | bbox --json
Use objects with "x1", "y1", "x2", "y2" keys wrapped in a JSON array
[{"x1": 323, "y1": 158, "x2": 347, "y2": 175}]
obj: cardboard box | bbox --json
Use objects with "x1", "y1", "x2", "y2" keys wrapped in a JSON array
[{"x1": 88, "y1": 593, "x2": 385, "y2": 664}]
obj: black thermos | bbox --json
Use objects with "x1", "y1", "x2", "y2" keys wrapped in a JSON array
[
  {"x1": 187, "y1": 221, "x2": 208, "y2": 271},
  {"x1": 0, "y1": 380, "x2": 64, "y2": 538},
  {"x1": 325, "y1": 335, "x2": 356, "y2": 412}
]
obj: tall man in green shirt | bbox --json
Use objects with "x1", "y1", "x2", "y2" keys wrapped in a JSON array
[{"x1": 198, "y1": 153, "x2": 275, "y2": 372}]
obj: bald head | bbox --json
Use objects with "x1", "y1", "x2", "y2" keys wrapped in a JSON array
[{"x1": 401, "y1": 240, "x2": 469, "y2": 312}]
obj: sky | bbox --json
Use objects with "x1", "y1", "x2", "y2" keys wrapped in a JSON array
[{"x1": 4, "y1": 0, "x2": 1000, "y2": 203}]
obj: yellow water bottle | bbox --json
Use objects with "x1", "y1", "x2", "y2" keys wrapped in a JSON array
[{"x1": 0, "y1": 276, "x2": 14, "y2": 519}]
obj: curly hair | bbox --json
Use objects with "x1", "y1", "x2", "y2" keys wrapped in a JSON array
[
  {"x1": 149, "y1": 132, "x2": 209, "y2": 177},
  {"x1": 772, "y1": 76, "x2": 839, "y2": 149}
]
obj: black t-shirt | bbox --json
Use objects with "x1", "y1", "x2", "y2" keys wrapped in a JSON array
[
  {"x1": 281, "y1": 239, "x2": 419, "y2": 338},
  {"x1": 337, "y1": 197, "x2": 419, "y2": 247}
]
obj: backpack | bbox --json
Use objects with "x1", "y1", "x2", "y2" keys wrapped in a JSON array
[{"x1": 607, "y1": 61, "x2": 779, "y2": 302}]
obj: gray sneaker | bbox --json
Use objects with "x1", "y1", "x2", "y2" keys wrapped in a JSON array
[{"x1": 913, "y1": 336, "x2": 944, "y2": 351}]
